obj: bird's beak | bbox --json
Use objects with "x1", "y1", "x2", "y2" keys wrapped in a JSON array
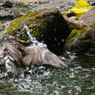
[{"x1": 20, "y1": 40, "x2": 28, "y2": 43}]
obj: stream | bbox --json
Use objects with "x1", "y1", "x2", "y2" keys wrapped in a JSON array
[
  {"x1": 0, "y1": 0, "x2": 95, "y2": 95},
  {"x1": 0, "y1": 55, "x2": 95, "y2": 95}
]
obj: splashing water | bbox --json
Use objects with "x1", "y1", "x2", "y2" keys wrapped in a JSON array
[{"x1": 0, "y1": 55, "x2": 95, "y2": 95}]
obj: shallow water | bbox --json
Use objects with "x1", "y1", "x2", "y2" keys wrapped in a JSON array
[
  {"x1": 0, "y1": 1, "x2": 95, "y2": 95},
  {"x1": 0, "y1": 56, "x2": 95, "y2": 95}
]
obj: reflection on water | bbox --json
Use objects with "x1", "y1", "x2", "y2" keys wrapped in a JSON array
[{"x1": 0, "y1": 56, "x2": 95, "y2": 95}]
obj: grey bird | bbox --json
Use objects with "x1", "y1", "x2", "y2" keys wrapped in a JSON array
[
  {"x1": 23, "y1": 26, "x2": 67, "y2": 68},
  {"x1": 0, "y1": 35, "x2": 25, "y2": 75},
  {"x1": 0, "y1": 26, "x2": 67, "y2": 74},
  {"x1": 23, "y1": 42, "x2": 67, "y2": 68}
]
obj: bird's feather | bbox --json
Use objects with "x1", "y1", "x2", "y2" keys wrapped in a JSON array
[
  {"x1": 5, "y1": 41, "x2": 23, "y2": 63},
  {"x1": 24, "y1": 44, "x2": 67, "y2": 68}
]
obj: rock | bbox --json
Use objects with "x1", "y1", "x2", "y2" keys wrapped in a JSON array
[
  {"x1": 34, "y1": 0, "x2": 77, "y2": 12},
  {"x1": 0, "y1": 0, "x2": 50, "y2": 4},
  {"x1": 5, "y1": 9, "x2": 69, "y2": 55},
  {"x1": 65, "y1": 10, "x2": 95, "y2": 56},
  {"x1": 79, "y1": 10, "x2": 95, "y2": 25},
  {"x1": 0, "y1": 2, "x2": 31, "y2": 21},
  {"x1": 0, "y1": 0, "x2": 77, "y2": 12},
  {"x1": 0, "y1": 8, "x2": 14, "y2": 18},
  {"x1": 0, "y1": 0, "x2": 77, "y2": 20}
]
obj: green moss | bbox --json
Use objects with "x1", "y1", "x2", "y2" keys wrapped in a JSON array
[
  {"x1": 68, "y1": 29, "x2": 78, "y2": 41},
  {"x1": 5, "y1": 10, "x2": 48, "y2": 34},
  {"x1": 67, "y1": 25, "x2": 93, "y2": 44},
  {"x1": 77, "y1": 28, "x2": 85, "y2": 36},
  {"x1": 90, "y1": 24, "x2": 95, "y2": 29},
  {"x1": 81, "y1": 39, "x2": 95, "y2": 44},
  {"x1": 4, "y1": 9, "x2": 54, "y2": 41},
  {"x1": 30, "y1": 28, "x2": 43, "y2": 37}
]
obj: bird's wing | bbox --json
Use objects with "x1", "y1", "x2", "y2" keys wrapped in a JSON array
[
  {"x1": 24, "y1": 46, "x2": 42, "y2": 66},
  {"x1": 0, "y1": 45, "x2": 6, "y2": 65},
  {"x1": 42, "y1": 49, "x2": 67, "y2": 68},
  {"x1": 23, "y1": 54, "x2": 33, "y2": 66},
  {"x1": 24, "y1": 45, "x2": 67, "y2": 68},
  {"x1": 6, "y1": 42, "x2": 23, "y2": 63},
  {"x1": 5, "y1": 59, "x2": 24, "y2": 75},
  {"x1": 0, "y1": 45, "x2": 5, "y2": 56},
  {"x1": 5, "y1": 59, "x2": 17, "y2": 75}
]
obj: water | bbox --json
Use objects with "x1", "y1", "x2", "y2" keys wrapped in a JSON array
[
  {"x1": 0, "y1": 1, "x2": 95, "y2": 95},
  {"x1": 0, "y1": 55, "x2": 95, "y2": 95}
]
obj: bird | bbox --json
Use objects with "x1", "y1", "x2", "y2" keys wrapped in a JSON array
[
  {"x1": 0, "y1": 26, "x2": 67, "y2": 75},
  {"x1": 23, "y1": 42, "x2": 67, "y2": 68},
  {"x1": 0, "y1": 35, "x2": 26, "y2": 75},
  {"x1": 23, "y1": 26, "x2": 67, "y2": 68}
]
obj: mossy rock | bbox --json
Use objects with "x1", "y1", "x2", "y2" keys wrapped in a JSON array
[
  {"x1": 65, "y1": 25, "x2": 95, "y2": 55},
  {"x1": 5, "y1": 9, "x2": 69, "y2": 54},
  {"x1": 64, "y1": 10, "x2": 95, "y2": 55}
]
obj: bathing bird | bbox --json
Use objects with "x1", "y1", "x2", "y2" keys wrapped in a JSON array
[
  {"x1": 23, "y1": 26, "x2": 67, "y2": 68},
  {"x1": 0, "y1": 26, "x2": 67, "y2": 74},
  {"x1": 0, "y1": 35, "x2": 25, "y2": 74}
]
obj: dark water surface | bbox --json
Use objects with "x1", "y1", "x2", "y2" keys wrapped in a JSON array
[{"x1": 0, "y1": 55, "x2": 95, "y2": 95}]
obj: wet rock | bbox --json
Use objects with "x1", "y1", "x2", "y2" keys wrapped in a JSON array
[
  {"x1": 0, "y1": 2, "x2": 31, "y2": 21},
  {"x1": 79, "y1": 10, "x2": 95, "y2": 25},
  {"x1": 0, "y1": 8, "x2": 14, "y2": 18},
  {"x1": 1, "y1": 1, "x2": 13, "y2": 8},
  {"x1": 0, "y1": 0, "x2": 77, "y2": 12},
  {"x1": 0, "y1": 0, "x2": 50, "y2": 4},
  {"x1": 86, "y1": 0, "x2": 95, "y2": 6},
  {"x1": 34, "y1": 0, "x2": 77, "y2": 12},
  {"x1": 65, "y1": 10, "x2": 95, "y2": 56},
  {"x1": 5, "y1": 9, "x2": 69, "y2": 54}
]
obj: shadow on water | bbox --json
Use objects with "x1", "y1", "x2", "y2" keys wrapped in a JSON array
[{"x1": 0, "y1": 55, "x2": 95, "y2": 95}]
